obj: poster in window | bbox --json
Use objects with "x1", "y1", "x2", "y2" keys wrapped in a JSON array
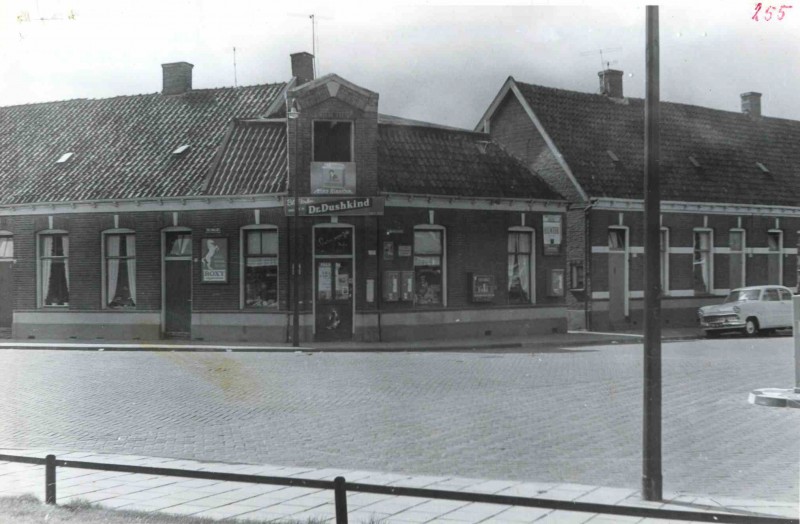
[
  {"x1": 548, "y1": 269, "x2": 565, "y2": 297},
  {"x1": 383, "y1": 241, "x2": 394, "y2": 260},
  {"x1": 543, "y1": 215, "x2": 563, "y2": 255},
  {"x1": 201, "y1": 238, "x2": 228, "y2": 283}
]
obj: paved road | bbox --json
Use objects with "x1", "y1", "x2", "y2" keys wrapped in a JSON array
[{"x1": 0, "y1": 338, "x2": 797, "y2": 504}]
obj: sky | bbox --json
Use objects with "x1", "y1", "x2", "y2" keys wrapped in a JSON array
[{"x1": 1, "y1": 0, "x2": 799, "y2": 129}]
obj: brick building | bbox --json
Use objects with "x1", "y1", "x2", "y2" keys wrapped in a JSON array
[
  {"x1": 0, "y1": 53, "x2": 568, "y2": 342},
  {"x1": 478, "y1": 70, "x2": 800, "y2": 331}
]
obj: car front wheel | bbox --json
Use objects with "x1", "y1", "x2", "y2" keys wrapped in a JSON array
[{"x1": 744, "y1": 318, "x2": 759, "y2": 337}]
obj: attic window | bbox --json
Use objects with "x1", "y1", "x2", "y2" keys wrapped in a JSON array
[
  {"x1": 56, "y1": 152, "x2": 74, "y2": 163},
  {"x1": 689, "y1": 156, "x2": 701, "y2": 168},
  {"x1": 756, "y1": 162, "x2": 770, "y2": 174},
  {"x1": 172, "y1": 144, "x2": 191, "y2": 155},
  {"x1": 606, "y1": 150, "x2": 620, "y2": 163}
]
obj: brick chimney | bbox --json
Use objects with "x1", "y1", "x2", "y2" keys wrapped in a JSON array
[
  {"x1": 741, "y1": 92, "x2": 762, "y2": 119},
  {"x1": 291, "y1": 52, "x2": 315, "y2": 86},
  {"x1": 598, "y1": 69, "x2": 624, "y2": 98},
  {"x1": 161, "y1": 62, "x2": 194, "y2": 95}
]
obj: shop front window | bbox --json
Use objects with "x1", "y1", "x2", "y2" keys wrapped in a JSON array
[
  {"x1": 729, "y1": 230, "x2": 745, "y2": 289},
  {"x1": 40, "y1": 233, "x2": 69, "y2": 307},
  {"x1": 414, "y1": 228, "x2": 444, "y2": 306},
  {"x1": 508, "y1": 231, "x2": 532, "y2": 304},
  {"x1": 244, "y1": 229, "x2": 278, "y2": 308},
  {"x1": 693, "y1": 230, "x2": 712, "y2": 294},
  {"x1": 105, "y1": 233, "x2": 136, "y2": 308}
]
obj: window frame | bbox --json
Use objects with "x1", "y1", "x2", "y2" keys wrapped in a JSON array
[
  {"x1": 312, "y1": 119, "x2": 355, "y2": 163},
  {"x1": 728, "y1": 228, "x2": 746, "y2": 290},
  {"x1": 0, "y1": 231, "x2": 13, "y2": 261},
  {"x1": 767, "y1": 229, "x2": 783, "y2": 285},
  {"x1": 413, "y1": 225, "x2": 447, "y2": 307},
  {"x1": 660, "y1": 227, "x2": 670, "y2": 296},
  {"x1": 693, "y1": 228, "x2": 714, "y2": 296},
  {"x1": 508, "y1": 226, "x2": 536, "y2": 304},
  {"x1": 240, "y1": 225, "x2": 280, "y2": 310},
  {"x1": 36, "y1": 229, "x2": 70, "y2": 308},
  {"x1": 101, "y1": 228, "x2": 137, "y2": 310}
]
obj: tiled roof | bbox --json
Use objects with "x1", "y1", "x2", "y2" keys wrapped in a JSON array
[
  {"x1": 204, "y1": 120, "x2": 287, "y2": 195},
  {"x1": 516, "y1": 81, "x2": 800, "y2": 205},
  {"x1": 0, "y1": 83, "x2": 286, "y2": 205},
  {"x1": 378, "y1": 123, "x2": 563, "y2": 200}
]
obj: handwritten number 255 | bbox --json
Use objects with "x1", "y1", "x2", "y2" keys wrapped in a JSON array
[{"x1": 753, "y1": 3, "x2": 793, "y2": 20}]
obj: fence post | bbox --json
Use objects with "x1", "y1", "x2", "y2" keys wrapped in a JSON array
[
  {"x1": 334, "y1": 476, "x2": 348, "y2": 524},
  {"x1": 45, "y1": 454, "x2": 56, "y2": 505}
]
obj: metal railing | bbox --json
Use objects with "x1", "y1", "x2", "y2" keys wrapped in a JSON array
[{"x1": 0, "y1": 453, "x2": 795, "y2": 524}]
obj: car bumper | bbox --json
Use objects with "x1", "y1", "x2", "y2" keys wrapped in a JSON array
[{"x1": 700, "y1": 320, "x2": 746, "y2": 331}]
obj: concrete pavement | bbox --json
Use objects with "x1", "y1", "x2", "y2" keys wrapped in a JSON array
[{"x1": 0, "y1": 449, "x2": 796, "y2": 523}]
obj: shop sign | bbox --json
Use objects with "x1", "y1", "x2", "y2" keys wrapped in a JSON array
[
  {"x1": 286, "y1": 196, "x2": 385, "y2": 216},
  {"x1": 470, "y1": 274, "x2": 496, "y2": 302},
  {"x1": 201, "y1": 237, "x2": 228, "y2": 283},
  {"x1": 397, "y1": 245, "x2": 412, "y2": 257},
  {"x1": 310, "y1": 162, "x2": 356, "y2": 195},
  {"x1": 543, "y1": 214, "x2": 563, "y2": 255}
]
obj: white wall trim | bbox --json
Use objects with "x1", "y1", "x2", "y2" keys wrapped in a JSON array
[
  {"x1": 592, "y1": 197, "x2": 800, "y2": 217},
  {"x1": 383, "y1": 193, "x2": 568, "y2": 213}
]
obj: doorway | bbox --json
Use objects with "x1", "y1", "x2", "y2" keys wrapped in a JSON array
[
  {"x1": 313, "y1": 225, "x2": 354, "y2": 341},
  {"x1": 608, "y1": 227, "x2": 628, "y2": 324},
  {"x1": 163, "y1": 230, "x2": 192, "y2": 337}
]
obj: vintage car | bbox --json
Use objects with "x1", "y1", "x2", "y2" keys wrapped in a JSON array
[{"x1": 698, "y1": 285, "x2": 795, "y2": 337}]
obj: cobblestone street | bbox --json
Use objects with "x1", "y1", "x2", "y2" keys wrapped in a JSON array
[{"x1": 0, "y1": 338, "x2": 797, "y2": 504}]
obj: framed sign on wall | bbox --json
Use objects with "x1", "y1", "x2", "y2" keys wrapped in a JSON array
[{"x1": 201, "y1": 237, "x2": 228, "y2": 283}]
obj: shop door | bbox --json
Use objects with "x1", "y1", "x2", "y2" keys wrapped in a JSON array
[
  {"x1": 608, "y1": 229, "x2": 627, "y2": 324},
  {"x1": 314, "y1": 259, "x2": 353, "y2": 341},
  {"x1": 164, "y1": 232, "x2": 192, "y2": 337},
  {"x1": 0, "y1": 261, "x2": 12, "y2": 330}
]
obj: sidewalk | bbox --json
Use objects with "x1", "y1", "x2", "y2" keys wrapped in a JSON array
[
  {"x1": 0, "y1": 328, "x2": 704, "y2": 353},
  {"x1": 0, "y1": 448, "x2": 796, "y2": 523}
]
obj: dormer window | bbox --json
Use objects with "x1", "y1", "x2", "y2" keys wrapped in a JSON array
[
  {"x1": 56, "y1": 152, "x2": 74, "y2": 163},
  {"x1": 313, "y1": 121, "x2": 352, "y2": 162},
  {"x1": 172, "y1": 144, "x2": 191, "y2": 155}
]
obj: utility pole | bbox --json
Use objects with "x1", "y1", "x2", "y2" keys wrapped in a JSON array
[
  {"x1": 287, "y1": 100, "x2": 301, "y2": 347},
  {"x1": 642, "y1": 5, "x2": 663, "y2": 502}
]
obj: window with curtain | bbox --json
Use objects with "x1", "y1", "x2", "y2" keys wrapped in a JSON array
[
  {"x1": 508, "y1": 231, "x2": 532, "y2": 304},
  {"x1": 106, "y1": 233, "x2": 136, "y2": 308},
  {"x1": 167, "y1": 233, "x2": 192, "y2": 256},
  {"x1": 244, "y1": 229, "x2": 278, "y2": 308},
  {"x1": 729, "y1": 230, "x2": 745, "y2": 289},
  {"x1": 0, "y1": 236, "x2": 12, "y2": 259},
  {"x1": 413, "y1": 229, "x2": 443, "y2": 305},
  {"x1": 608, "y1": 229, "x2": 625, "y2": 251},
  {"x1": 693, "y1": 231, "x2": 712, "y2": 294},
  {"x1": 40, "y1": 234, "x2": 69, "y2": 307}
]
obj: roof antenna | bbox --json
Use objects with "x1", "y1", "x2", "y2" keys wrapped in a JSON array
[
  {"x1": 310, "y1": 14, "x2": 318, "y2": 77},
  {"x1": 233, "y1": 47, "x2": 238, "y2": 88},
  {"x1": 580, "y1": 47, "x2": 622, "y2": 70}
]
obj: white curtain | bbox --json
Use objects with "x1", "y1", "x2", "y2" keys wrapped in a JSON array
[
  {"x1": 41, "y1": 236, "x2": 53, "y2": 304},
  {"x1": 62, "y1": 236, "x2": 69, "y2": 290},
  {"x1": 107, "y1": 235, "x2": 120, "y2": 305},
  {"x1": 126, "y1": 235, "x2": 136, "y2": 304},
  {"x1": 0, "y1": 237, "x2": 12, "y2": 258}
]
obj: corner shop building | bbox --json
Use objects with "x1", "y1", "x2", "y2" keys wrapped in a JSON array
[{"x1": 0, "y1": 54, "x2": 569, "y2": 342}]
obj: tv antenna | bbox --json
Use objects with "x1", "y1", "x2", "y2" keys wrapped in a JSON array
[
  {"x1": 288, "y1": 12, "x2": 333, "y2": 76},
  {"x1": 580, "y1": 47, "x2": 622, "y2": 70},
  {"x1": 233, "y1": 46, "x2": 238, "y2": 88}
]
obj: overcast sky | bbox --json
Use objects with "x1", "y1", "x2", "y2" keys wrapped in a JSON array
[{"x1": 1, "y1": 1, "x2": 798, "y2": 129}]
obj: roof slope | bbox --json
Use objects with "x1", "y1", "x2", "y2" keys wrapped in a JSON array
[
  {"x1": 0, "y1": 83, "x2": 286, "y2": 205},
  {"x1": 378, "y1": 123, "x2": 563, "y2": 200},
  {"x1": 204, "y1": 120, "x2": 287, "y2": 195},
  {"x1": 516, "y1": 82, "x2": 800, "y2": 205}
]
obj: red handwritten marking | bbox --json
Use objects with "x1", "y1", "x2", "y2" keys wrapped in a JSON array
[{"x1": 753, "y1": 3, "x2": 793, "y2": 20}]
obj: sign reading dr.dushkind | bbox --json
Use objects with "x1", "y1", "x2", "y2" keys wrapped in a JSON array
[
  {"x1": 201, "y1": 237, "x2": 228, "y2": 283},
  {"x1": 286, "y1": 196, "x2": 384, "y2": 217},
  {"x1": 310, "y1": 162, "x2": 356, "y2": 195},
  {"x1": 543, "y1": 215, "x2": 562, "y2": 255}
]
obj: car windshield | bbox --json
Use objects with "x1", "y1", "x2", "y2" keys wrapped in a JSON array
[{"x1": 724, "y1": 289, "x2": 761, "y2": 303}]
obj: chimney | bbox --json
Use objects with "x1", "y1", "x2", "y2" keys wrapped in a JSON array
[
  {"x1": 598, "y1": 69, "x2": 624, "y2": 98},
  {"x1": 741, "y1": 92, "x2": 762, "y2": 119},
  {"x1": 291, "y1": 52, "x2": 315, "y2": 86},
  {"x1": 161, "y1": 62, "x2": 194, "y2": 95}
]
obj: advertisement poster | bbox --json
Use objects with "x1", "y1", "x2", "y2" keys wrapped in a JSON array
[
  {"x1": 201, "y1": 238, "x2": 228, "y2": 283},
  {"x1": 310, "y1": 162, "x2": 357, "y2": 195},
  {"x1": 543, "y1": 215, "x2": 563, "y2": 255}
]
